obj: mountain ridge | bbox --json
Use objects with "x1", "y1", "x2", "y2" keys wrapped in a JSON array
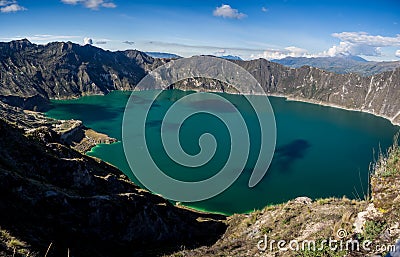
[
  {"x1": 1, "y1": 40, "x2": 399, "y2": 125},
  {"x1": 145, "y1": 51, "x2": 182, "y2": 59},
  {"x1": 272, "y1": 55, "x2": 400, "y2": 76}
]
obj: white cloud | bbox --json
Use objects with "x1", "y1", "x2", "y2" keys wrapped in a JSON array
[
  {"x1": 101, "y1": 2, "x2": 116, "y2": 8},
  {"x1": 253, "y1": 32, "x2": 400, "y2": 60},
  {"x1": 123, "y1": 41, "x2": 135, "y2": 45},
  {"x1": 1, "y1": 3, "x2": 25, "y2": 12},
  {"x1": 323, "y1": 41, "x2": 382, "y2": 57},
  {"x1": 214, "y1": 49, "x2": 226, "y2": 56},
  {"x1": 252, "y1": 46, "x2": 314, "y2": 60},
  {"x1": 324, "y1": 32, "x2": 400, "y2": 57},
  {"x1": 332, "y1": 32, "x2": 400, "y2": 47},
  {"x1": 261, "y1": 7, "x2": 268, "y2": 12},
  {"x1": 83, "y1": 37, "x2": 93, "y2": 45},
  {"x1": 61, "y1": 0, "x2": 79, "y2": 4},
  {"x1": 0, "y1": 0, "x2": 13, "y2": 6},
  {"x1": 0, "y1": 34, "x2": 82, "y2": 44},
  {"x1": 213, "y1": 4, "x2": 246, "y2": 19},
  {"x1": 24, "y1": 34, "x2": 80, "y2": 41},
  {"x1": 61, "y1": 0, "x2": 117, "y2": 10},
  {"x1": 0, "y1": 0, "x2": 26, "y2": 13},
  {"x1": 84, "y1": 0, "x2": 103, "y2": 9}
]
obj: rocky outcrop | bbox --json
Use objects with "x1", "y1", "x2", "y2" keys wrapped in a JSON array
[
  {"x1": 0, "y1": 101, "x2": 116, "y2": 153},
  {"x1": 171, "y1": 197, "x2": 367, "y2": 257}
]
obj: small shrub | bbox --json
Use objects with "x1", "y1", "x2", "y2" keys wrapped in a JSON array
[
  {"x1": 260, "y1": 226, "x2": 272, "y2": 234},
  {"x1": 363, "y1": 220, "x2": 386, "y2": 241},
  {"x1": 316, "y1": 198, "x2": 331, "y2": 205},
  {"x1": 374, "y1": 133, "x2": 400, "y2": 178},
  {"x1": 7, "y1": 238, "x2": 26, "y2": 248}
]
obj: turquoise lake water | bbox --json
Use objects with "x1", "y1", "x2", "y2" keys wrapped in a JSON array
[{"x1": 46, "y1": 90, "x2": 399, "y2": 215}]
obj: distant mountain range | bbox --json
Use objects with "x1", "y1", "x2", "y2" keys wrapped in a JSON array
[
  {"x1": 145, "y1": 52, "x2": 181, "y2": 59},
  {"x1": 0, "y1": 39, "x2": 399, "y2": 125},
  {"x1": 219, "y1": 55, "x2": 243, "y2": 61},
  {"x1": 144, "y1": 52, "x2": 243, "y2": 61},
  {"x1": 272, "y1": 55, "x2": 400, "y2": 76}
]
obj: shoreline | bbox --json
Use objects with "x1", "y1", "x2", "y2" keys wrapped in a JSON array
[
  {"x1": 45, "y1": 88, "x2": 400, "y2": 155},
  {"x1": 47, "y1": 88, "x2": 400, "y2": 127},
  {"x1": 267, "y1": 93, "x2": 400, "y2": 127}
]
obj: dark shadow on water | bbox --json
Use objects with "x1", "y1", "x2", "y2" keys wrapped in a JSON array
[
  {"x1": 48, "y1": 103, "x2": 124, "y2": 123},
  {"x1": 146, "y1": 120, "x2": 162, "y2": 128},
  {"x1": 187, "y1": 99, "x2": 237, "y2": 113},
  {"x1": 273, "y1": 139, "x2": 311, "y2": 172}
]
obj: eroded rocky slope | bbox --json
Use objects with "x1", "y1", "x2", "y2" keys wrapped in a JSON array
[
  {"x1": 233, "y1": 59, "x2": 400, "y2": 124},
  {"x1": 0, "y1": 105, "x2": 226, "y2": 257},
  {"x1": 0, "y1": 39, "x2": 166, "y2": 110}
]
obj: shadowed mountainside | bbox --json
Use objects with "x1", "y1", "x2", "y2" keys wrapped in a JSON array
[{"x1": 0, "y1": 103, "x2": 226, "y2": 257}]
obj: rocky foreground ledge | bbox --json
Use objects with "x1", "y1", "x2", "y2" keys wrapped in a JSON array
[
  {"x1": 170, "y1": 138, "x2": 400, "y2": 257},
  {"x1": 0, "y1": 102, "x2": 226, "y2": 257}
]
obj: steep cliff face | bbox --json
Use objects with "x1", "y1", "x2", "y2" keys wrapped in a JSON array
[
  {"x1": 0, "y1": 39, "x2": 166, "y2": 110},
  {"x1": 233, "y1": 59, "x2": 400, "y2": 124}
]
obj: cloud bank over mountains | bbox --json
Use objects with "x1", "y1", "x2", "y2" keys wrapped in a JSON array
[
  {"x1": 253, "y1": 32, "x2": 400, "y2": 60},
  {"x1": 326, "y1": 32, "x2": 400, "y2": 57}
]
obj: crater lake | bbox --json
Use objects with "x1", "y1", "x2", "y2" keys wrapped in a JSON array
[{"x1": 46, "y1": 90, "x2": 399, "y2": 215}]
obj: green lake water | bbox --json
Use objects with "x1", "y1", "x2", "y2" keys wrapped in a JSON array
[{"x1": 46, "y1": 90, "x2": 399, "y2": 215}]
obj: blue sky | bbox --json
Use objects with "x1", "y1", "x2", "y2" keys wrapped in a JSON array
[{"x1": 1, "y1": 0, "x2": 400, "y2": 61}]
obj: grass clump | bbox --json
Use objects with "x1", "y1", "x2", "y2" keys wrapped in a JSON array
[
  {"x1": 373, "y1": 133, "x2": 400, "y2": 178},
  {"x1": 363, "y1": 220, "x2": 386, "y2": 241},
  {"x1": 0, "y1": 228, "x2": 30, "y2": 255}
]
